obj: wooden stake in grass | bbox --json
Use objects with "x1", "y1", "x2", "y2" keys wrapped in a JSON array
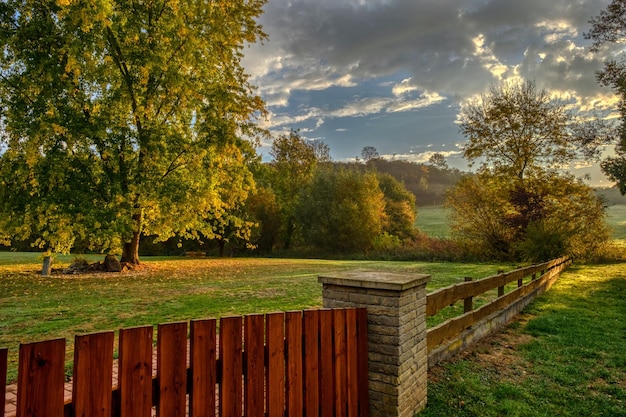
[{"x1": 41, "y1": 255, "x2": 52, "y2": 276}]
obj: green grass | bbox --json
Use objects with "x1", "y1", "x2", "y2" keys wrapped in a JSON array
[
  {"x1": 607, "y1": 204, "x2": 626, "y2": 246},
  {"x1": 416, "y1": 204, "x2": 626, "y2": 243},
  {"x1": 421, "y1": 262, "x2": 626, "y2": 416},
  {"x1": 415, "y1": 206, "x2": 451, "y2": 238},
  {"x1": 0, "y1": 253, "x2": 511, "y2": 383}
]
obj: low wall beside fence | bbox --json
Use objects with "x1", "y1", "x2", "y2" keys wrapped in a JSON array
[{"x1": 426, "y1": 256, "x2": 571, "y2": 366}]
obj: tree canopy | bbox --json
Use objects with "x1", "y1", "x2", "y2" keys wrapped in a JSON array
[
  {"x1": 459, "y1": 80, "x2": 602, "y2": 179},
  {"x1": 0, "y1": 0, "x2": 267, "y2": 262},
  {"x1": 587, "y1": 0, "x2": 626, "y2": 194},
  {"x1": 267, "y1": 130, "x2": 330, "y2": 249},
  {"x1": 449, "y1": 79, "x2": 611, "y2": 261},
  {"x1": 297, "y1": 166, "x2": 385, "y2": 253}
]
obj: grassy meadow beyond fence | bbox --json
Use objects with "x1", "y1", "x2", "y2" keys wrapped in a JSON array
[
  {"x1": 415, "y1": 204, "x2": 626, "y2": 244},
  {"x1": 0, "y1": 254, "x2": 516, "y2": 383}
]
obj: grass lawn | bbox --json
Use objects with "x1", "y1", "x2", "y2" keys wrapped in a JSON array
[
  {"x1": 0, "y1": 253, "x2": 513, "y2": 383},
  {"x1": 415, "y1": 205, "x2": 451, "y2": 238},
  {"x1": 422, "y1": 262, "x2": 626, "y2": 416}
]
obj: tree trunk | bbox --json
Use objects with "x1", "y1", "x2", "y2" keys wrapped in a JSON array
[
  {"x1": 121, "y1": 208, "x2": 142, "y2": 264},
  {"x1": 218, "y1": 240, "x2": 225, "y2": 257},
  {"x1": 121, "y1": 229, "x2": 141, "y2": 264}
]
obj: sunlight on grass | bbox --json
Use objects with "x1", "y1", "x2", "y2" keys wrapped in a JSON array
[
  {"x1": 0, "y1": 254, "x2": 509, "y2": 383},
  {"x1": 423, "y1": 263, "x2": 626, "y2": 417}
]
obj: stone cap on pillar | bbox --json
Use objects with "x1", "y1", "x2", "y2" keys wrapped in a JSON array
[{"x1": 318, "y1": 270, "x2": 430, "y2": 291}]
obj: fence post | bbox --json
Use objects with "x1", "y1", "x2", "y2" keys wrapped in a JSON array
[
  {"x1": 497, "y1": 270, "x2": 505, "y2": 297},
  {"x1": 464, "y1": 277, "x2": 473, "y2": 313},
  {"x1": 319, "y1": 271, "x2": 431, "y2": 417}
]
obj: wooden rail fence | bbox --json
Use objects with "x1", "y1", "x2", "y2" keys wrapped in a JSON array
[
  {"x1": 1, "y1": 308, "x2": 369, "y2": 417},
  {"x1": 426, "y1": 256, "x2": 571, "y2": 357}
]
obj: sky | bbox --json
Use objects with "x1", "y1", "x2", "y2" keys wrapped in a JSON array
[{"x1": 241, "y1": 0, "x2": 622, "y2": 186}]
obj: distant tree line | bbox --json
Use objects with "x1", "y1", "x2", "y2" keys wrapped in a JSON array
[{"x1": 1, "y1": 0, "x2": 624, "y2": 263}]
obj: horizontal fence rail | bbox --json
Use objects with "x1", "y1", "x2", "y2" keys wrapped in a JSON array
[
  {"x1": 426, "y1": 257, "x2": 571, "y2": 353},
  {"x1": 1, "y1": 308, "x2": 369, "y2": 417}
]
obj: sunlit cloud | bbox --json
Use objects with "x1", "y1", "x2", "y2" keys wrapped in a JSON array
[{"x1": 243, "y1": 0, "x2": 618, "y2": 185}]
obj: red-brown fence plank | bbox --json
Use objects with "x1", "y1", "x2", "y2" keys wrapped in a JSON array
[
  {"x1": 189, "y1": 319, "x2": 217, "y2": 417},
  {"x1": 244, "y1": 314, "x2": 265, "y2": 417},
  {"x1": 356, "y1": 308, "x2": 370, "y2": 417},
  {"x1": 286, "y1": 311, "x2": 303, "y2": 416},
  {"x1": 118, "y1": 326, "x2": 153, "y2": 417},
  {"x1": 333, "y1": 309, "x2": 348, "y2": 417},
  {"x1": 72, "y1": 332, "x2": 114, "y2": 417},
  {"x1": 303, "y1": 310, "x2": 320, "y2": 417},
  {"x1": 220, "y1": 316, "x2": 243, "y2": 417},
  {"x1": 16, "y1": 338, "x2": 66, "y2": 417},
  {"x1": 319, "y1": 309, "x2": 334, "y2": 417},
  {"x1": 266, "y1": 312, "x2": 285, "y2": 417},
  {"x1": 157, "y1": 322, "x2": 188, "y2": 417},
  {"x1": 345, "y1": 309, "x2": 359, "y2": 417},
  {"x1": 1, "y1": 348, "x2": 7, "y2": 416}
]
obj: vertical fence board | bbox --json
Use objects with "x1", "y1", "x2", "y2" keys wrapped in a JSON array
[
  {"x1": 73, "y1": 332, "x2": 114, "y2": 417},
  {"x1": 189, "y1": 319, "x2": 217, "y2": 417},
  {"x1": 356, "y1": 308, "x2": 370, "y2": 417},
  {"x1": 345, "y1": 309, "x2": 359, "y2": 417},
  {"x1": 0, "y1": 348, "x2": 7, "y2": 416},
  {"x1": 334, "y1": 309, "x2": 348, "y2": 417},
  {"x1": 319, "y1": 310, "x2": 334, "y2": 417},
  {"x1": 266, "y1": 312, "x2": 285, "y2": 417},
  {"x1": 157, "y1": 322, "x2": 188, "y2": 417},
  {"x1": 220, "y1": 317, "x2": 243, "y2": 417},
  {"x1": 118, "y1": 326, "x2": 153, "y2": 417},
  {"x1": 303, "y1": 310, "x2": 320, "y2": 417},
  {"x1": 286, "y1": 311, "x2": 303, "y2": 416},
  {"x1": 16, "y1": 338, "x2": 66, "y2": 417},
  {"x1": 244, "y1": 314, "x2": 265, "y2": 417}
]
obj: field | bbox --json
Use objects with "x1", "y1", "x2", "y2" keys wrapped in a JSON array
[
  {"x1": 607, "y1": 204, "x2": 626, "y2": 242},
  {"x1": 416, "y1": 204, "x2": 626, "y2": 243},
  {"x1": 0, "y1": 254, "x2": 514, "y2": 383},
  {"x1": 415, "y1": 206, "x2": 451, "y2": 237},
  {"x1": 1, "y1": 205, "x2": 625, "y2": 414}
]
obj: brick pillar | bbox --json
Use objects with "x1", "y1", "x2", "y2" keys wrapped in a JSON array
[{"x1": 319, "y1": 271, "x2": 431, "y2": 417}]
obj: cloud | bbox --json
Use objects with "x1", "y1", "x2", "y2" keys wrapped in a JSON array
[
  {"x1": 387, "y1": 150, "x2": 463, "y2": 164},
  {"x1": 246, "y1": 0, "x2": 611, "y2": 103},
  {"x1": 244, "y1": 0, "x2": 618, "y2": 185}
]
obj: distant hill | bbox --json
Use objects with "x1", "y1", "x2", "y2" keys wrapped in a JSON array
[{"x1": 366, "y1": 159, "x2": 465, "y2": 206}]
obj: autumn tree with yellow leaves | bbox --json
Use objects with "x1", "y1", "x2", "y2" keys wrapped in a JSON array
[{"x1": 0, "y1": 0, "x2": 266, "y2": 262}]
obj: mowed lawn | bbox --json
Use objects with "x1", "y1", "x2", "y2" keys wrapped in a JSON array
[
  {"x1": 0, "y1": 254, "x2": 514, "y2": 383},
  {"x1": 423, "y1": 262, "x2": 626, "y2": 416}
]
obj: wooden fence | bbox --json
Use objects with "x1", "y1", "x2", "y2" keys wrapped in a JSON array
[
  {"x1": 426, "y1": 256, "x2": 571, "y2": 360},
  {"x1": 1, "y1": 308, "x2": 369, "y2": 417}
]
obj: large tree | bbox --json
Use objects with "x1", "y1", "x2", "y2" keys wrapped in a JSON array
[
  {"x1": 460, "y1": 80, "x2": 598, "y2": 180},
  {"x1": 0, "y1": 0, "x2": 266, "y2": 262},
  {"x1": 297, "y1": 166, "x2": 385, "y2": 253},
  {"x1": 587, "y1": 0, "x2": 626, "y2": 194},
  {"x1": 449, "y1": 79, "x2": 611, "y2": 261},
  {"x1": 269, "y1": 130, "x2": 329, "y2": 249}
]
